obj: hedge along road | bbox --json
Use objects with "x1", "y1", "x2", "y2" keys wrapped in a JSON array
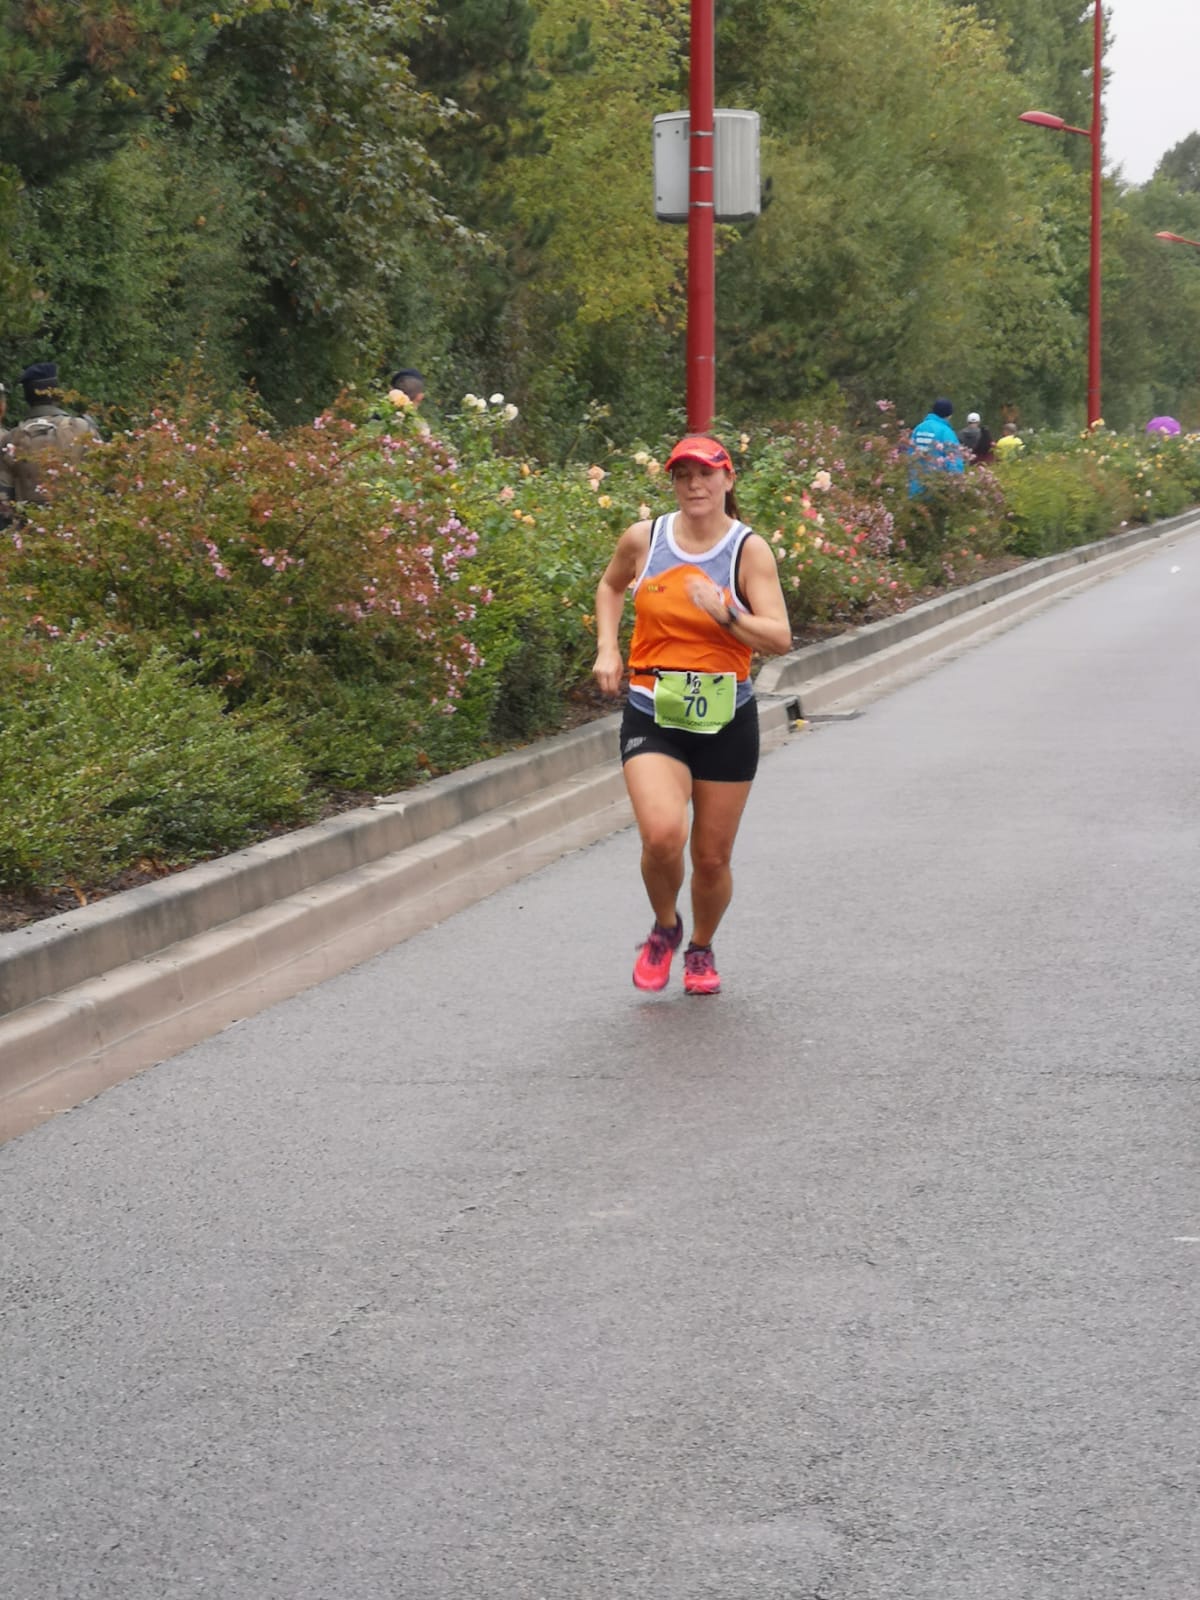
[{"x1": 2, "y1": 525, "x2": 1199, "y2": 1598}]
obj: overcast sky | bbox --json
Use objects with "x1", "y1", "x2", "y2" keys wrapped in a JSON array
[{"x1": 1104, "y1": 0, "x2": 1200, "y2": 183}]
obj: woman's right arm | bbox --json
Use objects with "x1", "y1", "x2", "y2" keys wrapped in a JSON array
[{"x1": 592, "y1": 521, "x2": 650, "y2": 696}]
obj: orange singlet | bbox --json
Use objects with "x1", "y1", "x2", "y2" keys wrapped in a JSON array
[{"x1": 627, "y1": 512, "x2": 754, "y2": 710}]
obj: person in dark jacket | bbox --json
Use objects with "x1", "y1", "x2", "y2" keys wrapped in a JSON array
[
  {"x1": 0, "y1": 382, "x2": 9, "y2": 525},
  {"x1": 0, "y1": 361, "x2": 101, "y2": 510}
]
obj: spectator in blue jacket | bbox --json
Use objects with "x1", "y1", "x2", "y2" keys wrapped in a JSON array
[{"x1": 908, "y1": 397, "x2": 965, "y2": 495}]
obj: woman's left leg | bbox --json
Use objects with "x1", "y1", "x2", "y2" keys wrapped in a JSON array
[{"x1": 688, "y1": 779, "x2": 753, "y2": 946}]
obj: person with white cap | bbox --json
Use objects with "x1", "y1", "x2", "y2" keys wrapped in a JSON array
[
  {"x1": 958, "y1": 410, "x2": 993, "y2": 464},
  {"x1": 592, "y1": 433, "x2": 792, "y2": 995}
]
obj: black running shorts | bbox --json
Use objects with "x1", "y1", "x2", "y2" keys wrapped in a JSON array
[{"x1": 619, "y1": 697, "x2": 760, "y2": 783}]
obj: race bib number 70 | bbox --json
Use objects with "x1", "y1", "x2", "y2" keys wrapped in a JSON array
[{"x1": 652, "y1": 670, "x2": 735, "y2": 735}]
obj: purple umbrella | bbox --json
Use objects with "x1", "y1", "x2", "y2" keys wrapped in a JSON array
[{"x1": 1146, "y1": 415, "x2": 1181, "y2": 435}]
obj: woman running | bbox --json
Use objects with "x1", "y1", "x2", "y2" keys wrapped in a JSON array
[{"x1": 592, "y1": 434, "x2": 792, "y2": 994}]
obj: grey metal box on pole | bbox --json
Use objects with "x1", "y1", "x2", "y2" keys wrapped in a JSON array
[{"x1": 653, "y1": 109, "x2": 761, "y2": 223}]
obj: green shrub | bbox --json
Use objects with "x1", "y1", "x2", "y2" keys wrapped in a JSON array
[
  {"x1": 892, "y1": 465, "x2": 1006, "y2": 579},
  {"x1": 997, "y1": 452, "x2": 1131, "y2": 557},
  {"x1": 1087, "y1": 431, "x2": 1196, "y2": 522},
  {"x1": 729, "y1": 430, "x2": 897, "y2": 626},
  {"x1": 0, "y1": 637, "x2": 311, "y2": 891},
  {"x1": 272, "y1": 666, "x2": 431, "y2": 793},
  {"x1": 458, "y1": 558, "x2": 570, "y2": 744},
  {"x1": 449, "y1": 408, "x2": 629, "y2": 738}
]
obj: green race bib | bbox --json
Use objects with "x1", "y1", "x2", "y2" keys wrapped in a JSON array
[{"x1": 652, "y1": 670, "x2": 736, "y2": 734}]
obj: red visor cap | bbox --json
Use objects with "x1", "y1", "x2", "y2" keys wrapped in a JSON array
[{"x1": 664, "y1": 435, "x2": 735, "y2": 477}]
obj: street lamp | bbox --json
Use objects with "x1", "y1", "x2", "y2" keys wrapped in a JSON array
[
  {"x1": 1018, "y1": 1, "x2": 1104, "y2": 427},
  {"x1": 653, "y1": 13, "x2": 760, "y2": 432},
  {"x1": 687, "y1": 0, "x2": 716, "y2": 431},
  {"x1": 1156, "y1": 231, "x2": 1200, "y2": 251}
]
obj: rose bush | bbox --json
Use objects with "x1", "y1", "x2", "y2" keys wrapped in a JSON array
[{"x1": 2, "y1": 392, "x2": 486, "y2": 789}]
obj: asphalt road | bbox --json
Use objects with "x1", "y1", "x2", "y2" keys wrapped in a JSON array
[{"x1": 3, "y1": 531, "x2": 1199, "y2": 1599}]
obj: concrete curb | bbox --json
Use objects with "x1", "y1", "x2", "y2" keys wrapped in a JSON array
[
  {"x1": 0, "y1": 766, "x2": 635, "y2": 1136},
  {"x1": 2, "y1": 509, "x2": 1196, "y2": 1133},
  {"x1": 756, "y1": 508, "x2": 1200, "y2": 704},
  {"x1": 1, "y1": 712, "x2": 621, "y2": 1020}
]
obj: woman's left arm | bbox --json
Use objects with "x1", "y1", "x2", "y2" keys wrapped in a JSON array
[{"x1": 730, "y1": 534, "x2": 793, "y2": 656}]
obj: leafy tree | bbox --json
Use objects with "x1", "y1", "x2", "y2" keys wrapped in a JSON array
[
  {"x1": 408, "y1": 0, "x2": 540, "y2": 192},
  {"x1": 1103, "y1": 175, "x2": 1200, "y2": 428},
  {"x1": 716, "y1": 0, "x2": 819, "y2": 105},
  {"x1": 178, "y1": 0, "x2": 472, "y2": 416},
  {"x1": 715, "y1": 0, "x2": 1079, "y2": 425},
  {"x1": 961, "y1": 146, "x2": 1111, "y2": 431},
  {"x1": 402, "y1": 0, "x2": 541, "y2": 404},
  {"x1": 0, "y1": 171, "x2": 37, "y2": 342},
  {"x1": 956, "y1": 0, "x2": 1099, "y2": 136},
  {"x1": 0, "y1": 0, "x2": 218, "y2": 183},
  {"x1": 493, "y1": 0, "x2": 690, "y2": 449},
  {"x1": 1155, "y1": 132, "x2": 1200, "y2": 196},
  {"x1": 4, "y1": 0, "x2": 1197, "y2": 449},
  {"x1": 506, "y1": 0, "x2": 689, "y2": 323},
  {"x1": 0, "y1": 0, "x2": 230, "y2": 349},
  {"x1": 0, "y1": 129, "x2": 263, "y2": 411}
]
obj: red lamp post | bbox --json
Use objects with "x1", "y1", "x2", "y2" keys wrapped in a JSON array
[
  {"x1": 686, "y1": 0, "x2": 716, "y2": 432},
  {"x1": 1019, "y1": 1, "x2": 1104, "y2": 427},
  {"x1": 1155, "y1": 231, "x2": 1200, "y2": 251}
]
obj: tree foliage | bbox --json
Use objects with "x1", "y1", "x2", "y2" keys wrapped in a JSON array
[
  {"x1": 180, "y1": 0, "x2": 473, "y2": 412},
  {"x1": 0, "y1": 0, "x2": 1197, "y2": 438},
  {"x1": 2, "y1": 130, "x2": 261, "y2": 407},
  {"x1": 0, "y1": 0, "x2": 217, "y2": 181},
  {"x1": 1156, "y1": 132, "x2": 1200, "y2": 196},
  {"x1": 715, "y1": 0, "x2": 1081, "y2": 424},
  {"x1": 957, "y1": 0, "x2": 1098, "y2": 132}
]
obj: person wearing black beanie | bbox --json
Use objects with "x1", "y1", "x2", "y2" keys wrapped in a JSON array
[
  {"x1": 1, "y1": 360, "x2": 100, "y2": 511},
  {"x1": 908, "y1": 396, "x2": 966, "y2": 495},
  {"x1": 20, "y1": 361, "x2": 60, "y2": 407}
]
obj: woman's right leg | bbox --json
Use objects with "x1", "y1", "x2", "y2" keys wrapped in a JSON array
[{"x1": 623, "y1": 751, "x2": 692, "y2": 928}]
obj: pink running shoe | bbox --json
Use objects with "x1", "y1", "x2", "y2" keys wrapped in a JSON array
[
  {"x1": 632, "y1": 919, "x2": 683, "y2": 991},
  {"x1": 683, "y1": 944, "x2": 721, "y2": 995}
]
